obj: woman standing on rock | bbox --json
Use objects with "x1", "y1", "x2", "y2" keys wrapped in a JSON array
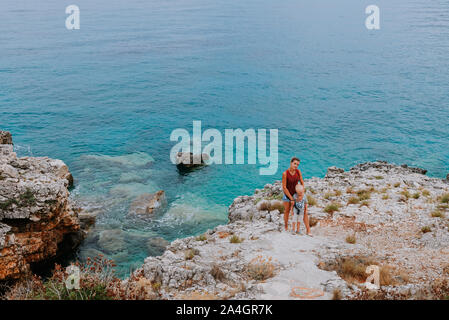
[{"x1": 282, "y1": 157, "x2": 305, "y2": 231}]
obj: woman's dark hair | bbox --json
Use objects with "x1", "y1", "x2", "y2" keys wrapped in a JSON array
[{"x1": 290, "y1": 157, "x2": 300, "y2": 163}]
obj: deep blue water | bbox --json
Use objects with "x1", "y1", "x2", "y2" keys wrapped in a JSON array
[{"x1": 1, "y1": 0, "x2": 449, "y2": 276}]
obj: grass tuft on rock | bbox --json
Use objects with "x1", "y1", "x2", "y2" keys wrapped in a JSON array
[
  {"x1": 318, "y1": 256, "x2": 407, "y2": 287},
  {"x1": 210, "y1": 264, "x2": 226, "y2": 281},
  {"x1": 421, "y1": 226, "x2": 431, "y2": 233},
  {"x1": 439, "y1": 193, "x2": 449, "y2": 204},
  {"x1": 195, "y1": 234, "x2": 207, "y2": 241},
  {"x1": 431, "y1": 210, "x2": 445, "y2": 218},
  {"x1": 229, "y1": 235, "x2": 243, "y2": 244},
  {"x1": 347, "y1": 197, "x2": 360, "y2": 205},
  {"x1": 247, "y1": 256, "x2": 275, "y2": 281},
  {"x1": 345, "y1": 234, "x2": 356, "y2": 244},
  {"x1": 185, "y1": 248, "x2": 199, "y2": 260},
  {"x1": 324, "y1": 203, "x2": 340, "y2": 214},
  {"x1": 307, "y1": 195, "x2": 317, "y2": 206}
]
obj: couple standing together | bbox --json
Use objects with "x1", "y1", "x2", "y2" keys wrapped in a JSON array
[{"x1": 281, "y1": 157, "x2": 312, "y2": 236}]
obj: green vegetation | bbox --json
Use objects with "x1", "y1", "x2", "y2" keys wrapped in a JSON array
[
  {"x1": 229, "y1": 235, "x2": 243, "y2": 244},
  {"x1": 19, "y1": 188, "x2": 36, "y2": 206},
  {"x1": 421, "y1": 226, "x2": 431, "y2": 233},
  {"x1": 400, "y1": 189, "x2": 411, "y2": 200},
  {"x1": 440, "y1": 193, "x2": 449, "y2": 204},
  {"x1": 307, "y1": 195, "x2": 317, "y2": 206},
  {"x1": 2, "y1": 256, "x2": 160, "y2": 300},
  {"x1": 264, "y1": 193, "x2": 283, "y2": 201},
  {"x1": 347, "y1": 197, "x2": 360, "y2": 205},
  {"x1": 259, "y1": 200, "x2": 285, "y2": 213},
  {"x1": 0, "y1": 188, "x2": 36, "y2": 210},
  {"x1": 345, "y1": 234, "x2": 356, "y2": 244},
  {"x1": 356, "y1": 189, "x2": 371, "y2": 201},
  {"x1": 359, "y1": 200, "x2": 370, "y2": 207},
  {"x1": 324, "y1": 203, "x2": 340, "y2": 214},
  {"x1": 210, "y1": 264, "x2": 225, "y2": 281},
  {"x1": 247, "y1": 256, "x2": 275, "y2": 281},
  {"x1": 195, "y1": 234, "x2": 207, "y2": 241},
  {"x1": 318, "y1": 256, "x2": 406, "y2": 287},
  {"x1": 184, "y1": 248, "x2": 199, "y2": 260},
  {"x1": 324, "y1": 192, "x2": 333, "y2": 200},
  {"x1": 0, "y1": 198, "x2": 19, "y2": 210},
  {"x1": 431, "y1": 210, "x2": 445, "y2": 218}
]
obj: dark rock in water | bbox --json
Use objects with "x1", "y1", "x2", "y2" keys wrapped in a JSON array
[
  {"x1": 128, "y1": 190, "x2": 166, "y2": 216},
  {"x1": 446, "y1": 173, "x2": 449, "y2": 182},
  {"x1": 400, "y1": 164, "x2": 427, "y2": 175},
  {"x1": 0, "y1": 131, "x2": 12, "y2": 145},
  {"x1": 175, "y1": 152, "x2": 209, "y2": 169}
]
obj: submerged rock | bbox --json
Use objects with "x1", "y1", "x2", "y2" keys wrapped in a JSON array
[
  {"x1": 97, "y1": 229, "x2": 126, "y2": 254},
  {"x1": 0, "y1": 131, "x2": 82, "y2": 281},
  {"x1": 82, "y1": 152, "x2": 154, "y2": 168},
  {"x1": 128, "y1": 190, "x2": 166, "y2": 216},
  {"x1": 146, "y1": 237, "x2": 170, "y2": 256}
]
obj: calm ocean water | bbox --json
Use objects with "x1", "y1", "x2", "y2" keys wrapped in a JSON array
[{"x1": 1, "y1": 0, "x2": 448, "y2": 276}]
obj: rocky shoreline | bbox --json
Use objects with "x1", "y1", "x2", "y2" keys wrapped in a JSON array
[
  {"x1": 0, "y1": 131, "x2": 84, "y2": 281},
  {"x1": 1, "y1": 129, "x2": 448, "y2": 299},
  {"x1": 135, "y1": 161, "x2": 449, "y2": 299}
]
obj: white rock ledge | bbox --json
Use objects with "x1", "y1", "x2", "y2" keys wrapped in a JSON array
[{"x1": 136, "y1": 161, "x2": 449, "y2": 299}]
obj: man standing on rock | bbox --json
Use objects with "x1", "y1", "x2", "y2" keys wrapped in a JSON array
[{"x1": 282, "y1": 157, "x2": 305, "y2": 232}]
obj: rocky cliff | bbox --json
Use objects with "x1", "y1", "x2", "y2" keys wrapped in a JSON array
[
  {"x1": 0, "y1": 131, "x2": 82, "y2": 281},
  {"x1": 136, "y1": 161, "x2": 449, "y2": 299}
]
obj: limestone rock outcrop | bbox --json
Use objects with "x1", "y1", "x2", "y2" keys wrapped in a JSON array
[
  {"x1": 136, "y1": 161, "x2": 449, "y2": 300},
  {"x1": 0, "y1": 131, "x2": 82, "y2": 281}
]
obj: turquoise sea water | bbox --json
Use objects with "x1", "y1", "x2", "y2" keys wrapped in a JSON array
[{"x1": 1, "y1": 0, "x2": 449, "y2": 276}]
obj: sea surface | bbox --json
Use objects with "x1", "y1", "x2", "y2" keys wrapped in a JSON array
[{"x1": 1, "y1": 0, "x2": 448, "y2": 277}]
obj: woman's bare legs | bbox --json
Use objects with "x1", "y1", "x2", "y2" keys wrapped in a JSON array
[{"x1": 283, "y1": 201, "x2": 292, "y2": 231}]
